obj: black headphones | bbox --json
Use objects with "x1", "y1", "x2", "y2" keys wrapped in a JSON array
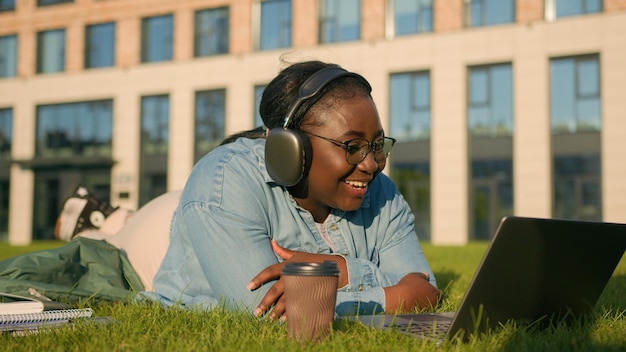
[{"x1": 264, "y1": 67, "x2": 371, "y2": 186}]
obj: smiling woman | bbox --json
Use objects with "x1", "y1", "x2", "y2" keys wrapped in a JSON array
[{"x1": 145, "y1": 60, "x2": 441, "y2": 319}]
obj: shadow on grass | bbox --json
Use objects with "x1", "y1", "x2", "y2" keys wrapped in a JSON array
[{"x1": 498, "y1": 273, "x2": 626, "y2": 351}]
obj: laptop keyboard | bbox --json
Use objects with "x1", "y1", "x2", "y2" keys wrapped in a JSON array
[{"x1": 386, "y1": 320, "x2": 450, "y2": 338}]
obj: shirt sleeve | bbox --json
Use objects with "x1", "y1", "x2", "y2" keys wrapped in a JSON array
[{"x1": 332, "y1": 175, "x2": 437, "y2": 315}]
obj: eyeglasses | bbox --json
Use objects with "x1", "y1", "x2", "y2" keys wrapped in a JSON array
[{"x1": 305, "y1": 132, "x2": 396, "y2": 165}]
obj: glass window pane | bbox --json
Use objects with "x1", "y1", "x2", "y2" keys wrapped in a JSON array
[
  {"x1": 38, "y1": 0, "x2": 72, "y2": 6},
  {"x1": 319, "y1": 0, "x2": 360, "y2": 43},
  {"x1": 194, "y1": 7, "x2": 229, "y2": 57},
  {"x1": 394, "y1": 0, "x2": 433, "y2": 36},
  {"x1": 0, "y1": 108, "x2": 11, "y2": 159},
  {"x1": 0, "y1": 35, "x2": 17, "y2": 77},
  {"x1": 37, "y1": 29, "x2": 65, "y2": 73},
  {"x1": 0, "y1": 0, "x2": 14, "y2": 13},
  {"x1": 141, "y1": 96, "x2": 169, "y2": 151},
  {"x1": 485, "y1": 0, "x2": 514, "y2": 25},
  {"x1": 85, "y1": 22, "x2": 115, "y2": 68},
  {"x1": 469, "y1": 68, "x2": 488, "y2": 105},
  {"x1": 260, "y1": 0, "x2": 291, "y2": 50},
  {"x1": 254, "y1": 85, "x2": 266, "y2": 127},
  {"x1": 195, "y1": 89, "x2": 226, "y2": 161},
  {"x1": 555, "y1": 0, "x2": 601, "y2": 18},
  {"x1": 140, "y1": 95, "x2": 169, "y2": 206},
  {"x1": 577, "y1": 58, "x2": 599, "y2": 97},
  {"x1": 468, "y1": 64, "x2": 513, "y2": 137},
  {"x1": 141, "y1": 15, "x2": 173, "y2": 63},
  {"x1": 550, "y1": 56, "x2": 601, "y2": 133},
  {"x1": 467, "y1": 0, "x2": 514, "y2": 27},
  {"x1": 389, "y1": 70, "x2": 432, "y2": 240},
  {"x1": 36, "y1": 100, "x2": 113, "y2": 158},
  {"x1": 390, "y1": 71, "x2": 431, "y2": 141}
]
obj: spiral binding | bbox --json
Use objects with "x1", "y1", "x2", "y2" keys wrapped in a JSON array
[{"x1": 0, "y1": 308, "x2": 93, "y2": 324}]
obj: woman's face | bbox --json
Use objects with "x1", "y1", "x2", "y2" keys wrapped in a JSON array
[{"x1": 296, "y1": 93, "x2": 386, "y2": 222}]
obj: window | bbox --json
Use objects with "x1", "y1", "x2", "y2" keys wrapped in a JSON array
[
  {"x1": 254, "y1": 85, "x2": 266, "y2": 127},
  {"x1": 0, "y1": 108, "x2": 11, "y2": 159},
  {"x1": 140, "y1": 95, "x2": 169, "y2": 206},
  {"x1": 195, "y1": 89, "x2": 226, "y2": 162},
  {"x1": 550, "y1": 55, "x2": 601, "y2": 221},
  {"x1": 0, "y1": 108, "x2": 9, "y2": 242},
  {"x1": 467, "y1": 63, "x2": 513, "y2": 239},
  {"x1": 194, "y1": 7, "x2": 229, "y2": 57},
  {"x1": 546, "y1": 0, "x2": 602, "y2": 20},
  {"x1": 256, "y1": 0, "x2": 291, "y2": 50},
  {"x1": 319, "y1": 0, "x2": 360, "y2": 43},
  {"x1": 37, "y1": 0, "x2": 72, "y2": 6},
  {"x1": 0, "y1": 0, "x2": 15, "y2": 12},
  {"x1": 389, "y1": 71, "x2": 431, "y2": 141},
  {"x1": 141, "y1": 15, "x2": 173, "y2": 63},
  {"x1": 389, "y1": 0, "x2": 433, "y2": 37},
  {"x1": 0, "y1": 35, "x2": 17, "y2": 78},
  {"x1": 550, "y1": 55, "x2": 601, "y2": 133},
  {"x1": 468, "y1": 64, "x2": 513, "y2": 137},
  {"x1": 85, "y1": 22, "x2": 115, "y2": 68},
  {"x1": 36, "y1": 100, "x2": 113, "y2": 158},
  {"x1": 36, "y1": 29, "x2": 65, "y2": 74},
  {"x1": 464, "y1": 0, "x2": 515, "y2": 27},
  {"x1": 389, "y1": 71, "x2": 431, "y2": 240}
]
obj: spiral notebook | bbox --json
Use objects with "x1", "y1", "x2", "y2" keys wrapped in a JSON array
[{"x1": 1, "y1": 291, "x2": 94, "y2": 333}]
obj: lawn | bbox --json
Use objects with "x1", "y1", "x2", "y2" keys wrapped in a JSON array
[{"x1": 1, "y1": 241, "x2": 625, "y2": 351}]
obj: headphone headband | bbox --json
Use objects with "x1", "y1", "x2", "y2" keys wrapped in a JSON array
[{"x1": 281, "y1": 67, "x2": 370, "y2": 128}]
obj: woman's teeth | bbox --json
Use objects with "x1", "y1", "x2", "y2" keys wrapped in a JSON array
[{"x1": 345, "y1": 180, "x2": 367, "y2": 188}]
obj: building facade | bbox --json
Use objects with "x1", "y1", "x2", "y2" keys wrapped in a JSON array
[{"x1": 1, "y1": 0, "x2": 625, "y2": 245}]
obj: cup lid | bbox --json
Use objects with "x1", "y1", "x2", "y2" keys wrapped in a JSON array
[{"x1": 282, "y1": 261, "x2": 340, "y2": 276}]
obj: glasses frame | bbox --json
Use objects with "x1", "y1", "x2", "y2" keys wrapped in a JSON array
[{"x1": 305, "y1": 131, "x2": 396, "y2": 165}]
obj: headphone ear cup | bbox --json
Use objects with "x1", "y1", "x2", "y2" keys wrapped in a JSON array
[{"x1": 265, "y1": 128, "x2": 312, "y2": 186}]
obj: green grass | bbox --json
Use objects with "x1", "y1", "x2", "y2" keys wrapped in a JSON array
[{"x1": 1, "y1": 241, "x2": 625, "y2": 351}]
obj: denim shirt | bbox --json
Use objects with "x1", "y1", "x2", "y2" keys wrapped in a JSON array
[{"x1": 148, "y1": 137, "x2": 436, "y2": 316}]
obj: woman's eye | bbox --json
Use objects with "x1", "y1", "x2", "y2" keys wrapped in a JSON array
[{"x1": 346, "y1": 143, "x2": 362, "y2": 154}]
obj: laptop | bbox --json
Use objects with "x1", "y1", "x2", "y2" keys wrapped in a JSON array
[{"x1": 349, "y1": 216, "x2": 626, "y2": 343}]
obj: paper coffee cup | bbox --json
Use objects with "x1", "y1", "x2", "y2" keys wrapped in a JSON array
[{"x1": 282, "y1": 261, "x2": 339, "y2": 342}]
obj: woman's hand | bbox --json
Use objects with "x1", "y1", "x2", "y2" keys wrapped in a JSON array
[
  {"x1": 383, "y1": 272, "x2": 442, "y2": 313},
  {"x1": 247, "y1": 240, "x2": 347, "y2": 320}
]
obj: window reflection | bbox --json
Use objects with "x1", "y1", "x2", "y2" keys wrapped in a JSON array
[
  {"x1": 37, "y1": 29, "x2": 65, "y2": 74},
  {"x1": 85, "y1": 22, "x2": 115, "y2": 68},
  {"x1": 389, "y1": 71, "x2": 431, "y2": 240},
  {"x1": 0, "y1": 35, "x2": 17, "y2": 77},
  {"x1": 555, "y1": 0, "x2": 601, "y2": 18},
  {"x1": 465, "y1": 0, "x2": 514, "y2": 27},
  {"x1": 319, "y1": 0, "x2": 360, "y2": 43},
  {"x1": 259, "y1": 0, "x2": 292, "y2": 50},
  {"x1": 0, "y1": 108, "x2": 11, "y2": 159},
  {"x1": 194, "y1": 7, "x2": 229, "y2": 57},
  {"x1": 195, "y1": 89, "x2": 226, "y2": 162},
  {"x1": 392, "y1": 0, "x2": 433, "y2": 36},
  {"x1": 140, "y1": 95, "x2": 169, "y2": 206},
  {"x1": 253, "y1": 85, "x2": 266, "y2": 128},
  {"x1": 36, "y1": 101, "x2": 112, "y2": 158},
  {"x1": 141, "y1": 15, "x2": 173, "y2": 63},
  {"x1": 468, "y1": 63, "x2": 513, "y2": 239},
  {"x1": 0, "y1": 0, "x2": 15, "y2": 12},
  {"x1": 550, "y1": 55, "x2": 602, "y2": 221},
  {"x1": 469, "y1": 64, "x2": 513, "y2": 137},
  {"x1": 551, "y1": 56, "x2": 601, "y2": 133}
]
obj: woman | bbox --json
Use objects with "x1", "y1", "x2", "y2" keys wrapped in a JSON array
[{"x1": 148, "y1": 60, "x2": 441, "y2": 318}]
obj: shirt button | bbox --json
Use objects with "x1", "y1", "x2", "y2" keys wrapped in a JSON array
[
  {"x1": 358, "y1": 285, "x2": 364, "y2": 291},
  {"x1": 331, "y1": 224, "x2": 338, "y2": 231}
]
